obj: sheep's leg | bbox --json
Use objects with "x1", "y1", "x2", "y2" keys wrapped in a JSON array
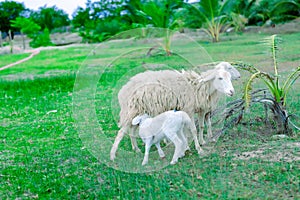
[
  {"x1": 197, "y1": 113, "x2": 206, "y2": 145},
  {"x1": 110, "y1": 126, "x2": 128, "y2": 161},
  {"x1": 142, "y1": 139, "x2": 152, "y2": 166},
  {"x1": 190, "y1": 117, "x2": 204, "y2": 154},
  {"x1": 205, "y1": 113, "x2": 215, "y2": 142},
  {"x1": 155, "y1": 143, "x2": 165, "y2": 158},
  {"x1": 129, "y1": 126, "x2": 141, "y2": 153}
]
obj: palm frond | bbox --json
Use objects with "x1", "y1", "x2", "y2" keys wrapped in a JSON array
[
  {"x1": 262, "y1": 35, "x2": 281, "y2": 76},
  {"x1": 244, "y1": 71, "x2": 261, "y2": 108},
  {"x1": 244, "y1": 71, "x2": 276, "y2": 108},
  {"x1": 282, "y1": 66, "x2": 300, "y2": 105},
  {"x1": 231, "y1": 62, "x2": 260, "y2": 74}
]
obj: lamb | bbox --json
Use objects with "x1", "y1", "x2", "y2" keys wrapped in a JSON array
[
  {"x1": 132, "y1": 110, "x2": 195, "y2": 165},
  {"x1": 110, "y1": 66, "x2": 235, "y2": 161}
]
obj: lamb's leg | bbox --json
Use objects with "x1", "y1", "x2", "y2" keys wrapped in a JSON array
[
  {"x1": 178, "y1": 127, "x2": 189, "y2": 155},
  {"x1": 197, "y1": 113, "x2": 206, "y2": 145},
  {"x1": 155, "y1": 142, "x2": 165, "y2": 158},
  {"x1": 110, "y1": 126, "x2": 128, "y2": 161},
  {"x1": 167, "y1": 134, "x2": 183, "y2": 165},
  {"x1": 190, "y1": 117, "x2": 204, "y2": 154},
  {"x1": 142, "y1": 139, "x2": 152, "y2": 166},
  {"x1": 129, "y1": 125, "x2": 141, "y2": 153}
]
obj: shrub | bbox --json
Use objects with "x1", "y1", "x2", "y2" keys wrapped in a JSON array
[{"x1": 30, "y1": 28, "x2": 53, "y2": 48}]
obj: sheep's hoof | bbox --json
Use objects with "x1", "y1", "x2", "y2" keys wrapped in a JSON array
[
  {"x1": 142, "y1": 161, "x2": 148, "y2": 166},
  {"x1": 110, "y1": 153, "x2": 115, "y2": 161},
  {"x1": 170, "y1": 160, "x2": 178, "y2": 165},
  {"x1": 160, "y1": 156, "x2": 166, "y2": 160},
  {"x1": 179, "y1": 152, "x2": 185, "y2": 158}
]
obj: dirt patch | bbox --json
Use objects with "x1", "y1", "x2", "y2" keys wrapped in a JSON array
[{"x1": 234, "y1": 141, "x2": 300, "y2": 162}]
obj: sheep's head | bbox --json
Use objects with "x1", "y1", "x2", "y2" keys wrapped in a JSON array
[
  {"x1": 215, "y1": 62, "x2": 241, "y2": 80},
  {"x1": 211, "y1": 69, "x2": 235, "y2": 97},
  {"x1": 132, "y1": 114, "x2": 150, "y2": 125}
]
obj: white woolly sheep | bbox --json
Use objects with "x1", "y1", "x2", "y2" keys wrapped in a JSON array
[
  {"x1": 214, "y1": 62, "x2": 240, "y2": 80},
  {"x1": 110, "y1": 65, "x2": 235, "y2": 161},
  {"x1": 116, "y1": 62, "x2": 239, "y2": 146},
  {"x1": 132, "y1": 110, "x2": 197, "y2": 165}
]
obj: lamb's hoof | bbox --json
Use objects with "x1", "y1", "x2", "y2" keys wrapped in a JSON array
[
  {"x1": 160, "y1": 156, "x2": 166, "y2": 160},
  {"x1": 210, "y1": 138, "x2": 217, "y2": 143},
  {"x1": 197, "y1": 148, "x2": 204, "y2": 155},
  {"x1": 134, "y1": 148, "x2": 141, "y2": 153}
]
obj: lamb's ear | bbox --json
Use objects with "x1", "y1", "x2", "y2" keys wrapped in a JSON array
[{"x1": 132, "y1": 116, "x2": 142, "y2": 125}]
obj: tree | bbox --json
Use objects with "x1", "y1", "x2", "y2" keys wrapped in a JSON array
[
  {"x1": 124, "y1": 0, "x2": 184, "y2": 28},
  {"x1": 11, "y1": 16, "x2": 53, "y2": 48},
  {"x1": 11, "y1": 17, "x2": 41, "y2": 38},
  {"x1": 72, "y1": 7, "x2": 91, "y2": 29},
  {"x1": 30, "y1": 5, "x2": 70, "y2": 32},
  {"x1": 246, "y1": 0, "x2": 300, "y2": 25},
  {"x1": 184, "y1": 0, "x2": 238, "y2": 42},
  {"x1": 123, "y1": 0, "x2": 184, "y2": 55},
  {"x1": 72, "y1": 0, "x2": 130, "y2": 42},
  {"x1": 0, "y1": 0, "x2": 26, "y2": 38}
]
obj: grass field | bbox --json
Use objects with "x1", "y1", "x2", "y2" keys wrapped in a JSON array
[{"x1": 0, "y1": 30, "x2": 299, "y2": 199}]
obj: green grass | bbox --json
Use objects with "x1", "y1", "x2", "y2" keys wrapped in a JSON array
[
  {"x1": 0, "y1": 53, "x2": 31, "y2": 67},
  {"x1": 0, "y1": 31, "x2": 299, "y2": 199}
]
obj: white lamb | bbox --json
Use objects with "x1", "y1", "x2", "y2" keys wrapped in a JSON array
[
  {"x1": 110, "y1": 66, "x2": 235, "y2": 161},
  {"x1": 132, "y1": 110, "x2": 197, "y2": 165}
]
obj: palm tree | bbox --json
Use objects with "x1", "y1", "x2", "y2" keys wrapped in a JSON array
[
  {"x1": 124, "y1": 0, "x2": 184, "y2": 55},
  {"x1": 183, "y1": 0, "x2": 238, "y2": 42}
]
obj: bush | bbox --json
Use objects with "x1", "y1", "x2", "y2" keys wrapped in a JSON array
[
  {"x1": 79, "y1": 19, "x2": 125, "y2": 43},
  {"x1": 30, "y1": 28, "x2": 53, "y2": 48}
]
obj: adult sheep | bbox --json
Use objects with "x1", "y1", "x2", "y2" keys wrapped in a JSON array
[{"x1": 110, "y1": 67, "x2": 235, "y2": 161}]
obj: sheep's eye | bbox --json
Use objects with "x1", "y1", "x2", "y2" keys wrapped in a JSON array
[{"x1": 218, "y1": 77, "x2": 223, "y2": 80}]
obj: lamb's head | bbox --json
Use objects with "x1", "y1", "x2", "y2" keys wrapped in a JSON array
[
  {"x1": 132, "y1": 114, "x2": 150, "y2": 126},
  {"x1": 215, "y1": 62, "x2": 240, "y2": 80},
  {"x1": 205, "y1": 69, "x2": 234, "y2": 97}
]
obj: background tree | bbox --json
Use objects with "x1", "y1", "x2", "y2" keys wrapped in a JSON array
[
  {"x1": 11, "y1": 16, "x2": 53, "y2": 48},
  {"x1": 11, "y1": 17, "x2": 41, "y2": 38},
  {"x1": 30, "y1": 5, "x2": 70, "y2": 32},
  {"x1": 72, "y1": 0, "x2": 129, "y2": 42},
  {"x1": 11, "y1": 16, "x2": 40, "y2": 48},
  {"x1": 236, "y1": 0, "x2": 300, "y2": 26},
  {"x1": 0, "y1": 0, "x2": 26, "y2": 39},
  {"x1": 183, "y1": 0, "x2": 238, "y2": 42}
]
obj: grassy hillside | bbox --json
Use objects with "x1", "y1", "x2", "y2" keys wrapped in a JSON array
[{"x1": 0, "y1": 31, "x2": 299, "y2": 199}]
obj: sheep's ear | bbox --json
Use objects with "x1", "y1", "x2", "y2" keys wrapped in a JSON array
[
  {"x1": 132, "y1": 116, "x2": 141, "y2": 125},
  {"x1": 202, "y1": 71, "x2": 216, "y2": 82}
]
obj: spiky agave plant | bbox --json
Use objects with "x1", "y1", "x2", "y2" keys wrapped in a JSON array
[
  {"x1": 236, "y1": 35, "x2": 300, "y2": 132},
  {"x1": 244, "y1": 35, "x2": 300, "y2": 107}
]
